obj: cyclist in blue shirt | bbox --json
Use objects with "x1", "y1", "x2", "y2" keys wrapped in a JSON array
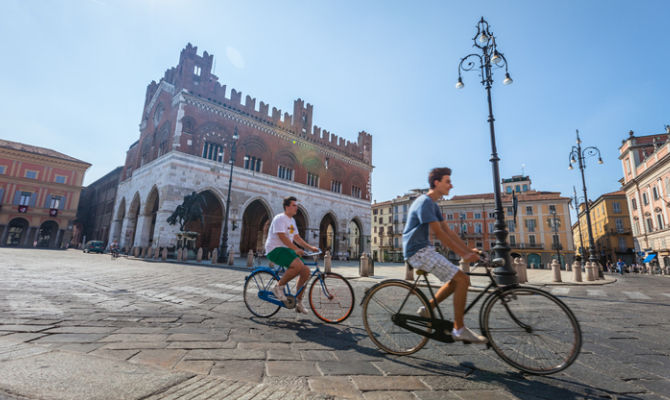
[{"x1": 403, "y1": 167, "x2": 487, "y2": 344}]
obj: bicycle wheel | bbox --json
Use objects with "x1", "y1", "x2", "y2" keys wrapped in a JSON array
[
  {"x1": 482, "y1": 286, "x2": 582, "y2": 375},
  {"x1": 362, "y1": 280, "x2": 431, "y2": 355},
  {"x1": 243, "y1": 270, "x2": 281, "y2": 318},
  {"x1": 308, "y1": 272, "x2": 354, "y2": 323}
]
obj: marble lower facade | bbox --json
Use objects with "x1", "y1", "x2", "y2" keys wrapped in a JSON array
[{"x1": 108, "y1": 152, "x2": 371, "y2": 259}]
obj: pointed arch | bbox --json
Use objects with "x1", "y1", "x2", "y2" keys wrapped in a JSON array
[
  {"x1": 240, "y1": 197, "x2": 273, "y2": 255},
  {"x1": 319, "y1": 212, "x2": 339, "y2": 255},
  {"x1": 183, "y1": 189, "x2": 224, "y2": 250}
]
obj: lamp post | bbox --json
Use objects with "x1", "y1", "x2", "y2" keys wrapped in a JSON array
[
  {"x1": 456, "y1": 17, "x2": 516, "y2": 285},
  {"x1": 218, "y1": 127, "x2": 240, "y2": 262},
  {"x1": 568, "y1": 129, "x2": 603, "y2": 277},
  {"x1": 571, "y1": 186, "x2": 586, "y2": 260},
  {"x1": 549, "y1": 208, "x2": 562, "y2": 270}
]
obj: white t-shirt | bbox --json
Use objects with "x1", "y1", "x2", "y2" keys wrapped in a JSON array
[{"x1": 265, "y1": 213, "x2": 299, "y2": 254}]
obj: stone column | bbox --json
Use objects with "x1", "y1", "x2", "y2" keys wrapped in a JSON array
[
  {"x1": 324, "y1": 251, "x2": 332, "y2": 273},
  {"x1": 551, "y1": 259, "x2": 562, "y2": 282},
  {"x1": 585, "y1": 262, "x2": 595, "y2": 281},
  {"x1": 404, "y1": 261, "x2": 413, "y2": 280},
  {"x1": 359, "y1": 253, "x2": 370, "y2": 277},
  {"x1": 133, "y1": 214, "x2": 151, "y2": 248},
  {"x1": 515, "y1": 257, "x2": 528, "y2": 284},
  {"x1": 572, "y1": 260, "x2": 582, "y2": 282},
  {"x1": 247, "y1": 250, "x2": 254, "y2": 268}
]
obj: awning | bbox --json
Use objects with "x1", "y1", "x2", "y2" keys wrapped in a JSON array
[{"x1": 643, "y1": 254, "x2": 657, "y2": 263}]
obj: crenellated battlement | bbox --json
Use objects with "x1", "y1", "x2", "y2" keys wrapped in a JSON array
[{"x1": 150, "y1": 43, "x2": 372, "y2": 162}]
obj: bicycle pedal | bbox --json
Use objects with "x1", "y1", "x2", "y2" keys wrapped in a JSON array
[{"x1": 462, "y1": 341, "x2": 472, "y2": 345}]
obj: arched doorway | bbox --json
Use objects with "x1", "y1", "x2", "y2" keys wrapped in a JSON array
[
  {"x1": 37, "y1": 221, "x2": 59, "y2": 248},
  {"x1": 145, "y1": 187, "x2": 159, "y2": 247},
  {"x1": 347, "y1": 219, "x2": 362, "y2": 259},
  {"x1": 294, "y1": 207, "x2": 307, "y2": 239},
  {"x1": 111, "y1": 198, "x2": 126, "y2": 243},
  {"x1": 183, "y1": 190, "x2": 223, "y2": 251},
  {"x1": 319, "y1": 213, "x2": 337, "y2": 255},
  {"x1": 240, "y1": 199, "x2": 272, "y2": 254},
  {"x1": 527, "y1": 253, "x2": 541, "y2": 269},
  {"x1": 127, "y1": 193, "x2": 141, "y2": 247},
  {"x1": 6, "y1": 218, "x2": 29, "y2": 246}
]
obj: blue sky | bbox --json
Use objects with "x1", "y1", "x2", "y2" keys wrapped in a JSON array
[{"x1": 2, "y1": 1, "x2": 669, "y2": 220}]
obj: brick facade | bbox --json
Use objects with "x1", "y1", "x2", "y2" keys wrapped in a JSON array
[
  {"x1": 0, "y1": 139, "x2": 90, "y2": 248},
  {"x1": 110, "y1": 44, "x2": 372, "y2": 258}
]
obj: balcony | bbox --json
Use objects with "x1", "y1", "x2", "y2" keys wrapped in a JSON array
[{"x1": 512, "y1": 242, "x2": 545, "y2": 249}]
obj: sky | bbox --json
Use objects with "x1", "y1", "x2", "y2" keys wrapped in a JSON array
[{"x1": 2, "y1": 0, "x2": 669, "y2": 222}]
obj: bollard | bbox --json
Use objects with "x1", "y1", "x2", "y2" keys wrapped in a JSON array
[
  {"x1": 228, "y1": 249, "x2": 235, "y2": 265},
  {"x1": 177, "y1": 248, "x2": 183, "y2": 261},
  {"x1": 211, "y1": 249, "x2": 218, "y2": 264},
  {"x1": 515, "y1": 257, "x2": 528, "y2": 284},
  {"x1": 161, "y1": 247, "x2": 167, "y2": 261},
  {"x1": 585, "y1": 262, "x2": 595, "y2": 281},
  {"x1": 359, "y1": 253, "x2": 370, "y2": 277},
  {"x1": 154, "y1": 247, "x2": 160, "y2": 259},
  {"x1": 324, "y1": 251, "x2": 332, "y2": 273},
  {"x1": 405, "y1": 261, "x2": 414, "y2": 280},
  {"x1": 551, "y1": 259, "x2": 562, "y2": 282},
  {"x1": 572, "y1": 260, "x2": 582, "y2": 282},
  {"x1": 133, "y1": 247, "x2": 139, "y2": 257},
  {"x1": 368, "y1": 255, "x2": 374, "y2": 276},
  {"x1": 247, "y1": 250, "x2": 254, "y2": 268},
  {"x1": 196, "y1": 248, "x2": 203, "y2": 262},
  {"x1": 596, "y1": 263, "x2": 604, "y2": 280},
  {"x1": 459, "y1": 258, "x2": 469, "y2": 273}
]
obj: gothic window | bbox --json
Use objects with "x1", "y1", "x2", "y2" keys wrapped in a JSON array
[
  {"x1": 244, "y1": 155, "x2": 262, "y2": 172},
  {"x1": 202, "y1": 142, "x2": 224, "y2": 162},
  {"x1": 352, "y1": 186, "x2": 361, "y2": 198},
  {"x1": 194, "y1": 65, "x2": 201, "y2": 76},
  {"x1": 153, "y1": 104, "x2": 164, "y2": 127},
  {"x1": 278, "y1": 165, "x2": 294, "y2": 181},
  {"x1": 307, "y1": 172, "x2": 319, "y2": 187},
  {"x1": 330, "y1": 180, "x2": 342, "y2": 193}
]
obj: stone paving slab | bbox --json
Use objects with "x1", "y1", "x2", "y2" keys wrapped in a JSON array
[{"x1": 0, "y1": 351, "x2": 191, "y2": 400}]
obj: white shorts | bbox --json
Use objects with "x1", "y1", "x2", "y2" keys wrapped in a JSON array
[{"x1": 407, "y1": 246, "x2": 460, "y2": 282}]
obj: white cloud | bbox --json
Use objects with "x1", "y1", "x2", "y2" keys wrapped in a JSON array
[{"x1": 226, "y1": 46, "x2": 245, "y2": 69}]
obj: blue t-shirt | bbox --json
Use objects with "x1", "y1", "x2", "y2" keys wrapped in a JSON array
[{"x1": 403, "y1": 195, "x2": 444, "y2": 259}]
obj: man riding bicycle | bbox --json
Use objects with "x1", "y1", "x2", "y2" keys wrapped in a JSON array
[
  {"x1": 265, "y1": 196, "x2": 319, "y2": 314},
  {"x1": 403, "y1": 167, "x2": 487, "y2": 344}
]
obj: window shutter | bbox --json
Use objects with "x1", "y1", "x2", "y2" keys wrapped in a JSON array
[
  {"x1": 60, "y1": 195, "x2": 66, "y2": 210},
  {"x1": 0, "y1": 188, "x2": 4, "y2": 203},
  {"x1": 13, "y1": 191, "x2": 20, "y2": 205},
  {"x1": 44, "y1": 194, "x2": 52, "y2": 208},
  {"x1": 30, "y1": 193, "x2": 37, "y2": 207}
]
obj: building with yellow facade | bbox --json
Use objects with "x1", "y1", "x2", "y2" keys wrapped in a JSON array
[{"x1": 571, "y1": 190, "x2": 635, "y2": 266}]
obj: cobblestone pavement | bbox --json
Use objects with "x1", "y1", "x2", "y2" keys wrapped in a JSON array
[{"x1": 0, "y1": 248, "x2": 668, "y2": 399}]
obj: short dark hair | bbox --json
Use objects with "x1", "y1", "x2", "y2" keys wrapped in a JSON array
[
  {"x1": 428, "y1": 167, "x2": 452, "y2": 189},
  {"x1": 283, "y1": 196, "x2": 297, "y2": 209}
]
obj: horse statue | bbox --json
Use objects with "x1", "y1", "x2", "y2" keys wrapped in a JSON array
[{"x1": 167, "y1": 191, "x2": 206, "y2": 231}]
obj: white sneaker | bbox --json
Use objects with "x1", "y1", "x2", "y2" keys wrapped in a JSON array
[
  {"x1": 272, "y1": 285, "x2": 287, "y2": 302},
  {"x1": 296, "y1": 302, "x2": 309, "y2": 314},
  {"x1": 417, "y1": 306, "x2": 430, "y2": 318},
  {"x1": 452, "y1": 327, "x2": 488, "y2": 344}
]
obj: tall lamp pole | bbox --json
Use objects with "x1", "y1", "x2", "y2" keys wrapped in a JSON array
[
  {"x1": 218, "y1": 127, "x2": 240, "y2": 262},
  {"x1": 572, "y1": 186, "x2": 586, "y2": 260},
  {"x1": 549, "y1": 209, "x2": 562, "y2": 269},
  {"x1": 456, "y1": 17, "x2": 516, "y2": 285},
  {"x1": 568, "y1": 129, "x2": 603, "y2": 277}
]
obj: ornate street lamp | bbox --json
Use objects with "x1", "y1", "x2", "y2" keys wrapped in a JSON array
[
  {"x1": 218, "y1": 127, "x2": 240, "y2": 262},
  {"x1": 568, "y1": 129, "x2": 603, "y2": 277},
  {"x1": 571, "y1": 186, "x2": 586, "y2": 260},
  {"x1": 456, "y1": 17, "x2": 516, "y2": 285},
  {"x1": 549, "y1": 208, "x2": 562, "y2": 269}
]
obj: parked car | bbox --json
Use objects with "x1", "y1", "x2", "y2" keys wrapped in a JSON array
[{"x1": 83, "y1": 240, "x2": 105, "y2": 254}]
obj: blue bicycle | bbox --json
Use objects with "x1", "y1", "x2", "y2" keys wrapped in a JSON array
[{"x1": 243, "y1": 250, "x2": 355, "y2": 323}]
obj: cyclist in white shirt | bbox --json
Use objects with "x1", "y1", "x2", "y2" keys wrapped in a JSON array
[{"x1": 265, "y1": 196, "x2": 319, "y2": 314}]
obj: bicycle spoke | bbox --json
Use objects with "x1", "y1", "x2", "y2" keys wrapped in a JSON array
[
  {"x1": 309, "y1": 273, "x2": 354, "y2": 323},
  {"x1": 243, "y1": 270, "x2": 281, "y2": 318}
]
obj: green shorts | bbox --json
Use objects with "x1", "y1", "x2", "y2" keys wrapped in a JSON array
[{"x1": 267, "y1": 247, "x2": 303, "y2": 268}]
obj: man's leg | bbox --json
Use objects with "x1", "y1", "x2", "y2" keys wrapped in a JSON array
[
  {"x1": 450, "y1": 271, "x2": 470, "y2": 330},
  {"x1": 429, "y1": 271, "x2": 471, "y2": 309},
  {"x1": 277, "y1": 258, "x2": 310, "y2": 299}
]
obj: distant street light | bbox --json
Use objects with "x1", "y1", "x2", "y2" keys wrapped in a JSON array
[
  {"x1": 218, "y1": 127, "x2": 240, "y2": 262},
  {"x1": 456, "y1": 17, "x2": 516, "y2": 285},
  {"x1": 568, "y1": 129, "x2": 603, "y2": 277},
  {"x1": 549, "y1": 208, "x2": 562, "y2": 269}
]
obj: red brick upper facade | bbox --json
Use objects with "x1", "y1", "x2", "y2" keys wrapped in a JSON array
[{"x1": 122, "y1": 44, "x2": 373, "y2": 200}]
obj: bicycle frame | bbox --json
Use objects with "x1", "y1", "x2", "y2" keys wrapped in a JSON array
[{"x1": 249, "y1": 259, "x2": 332, "y2": 308}]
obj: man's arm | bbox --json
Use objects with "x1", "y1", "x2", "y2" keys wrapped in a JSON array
[
  {"x1": 429, "y1": 220, "x2": 479, "y2": 263},
  {"x1": 277, "y1": 233, "x2": 305, "y2": 256},
  {"x1": 293, "y1": 235, "x2": 318, "y2": 252}
]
